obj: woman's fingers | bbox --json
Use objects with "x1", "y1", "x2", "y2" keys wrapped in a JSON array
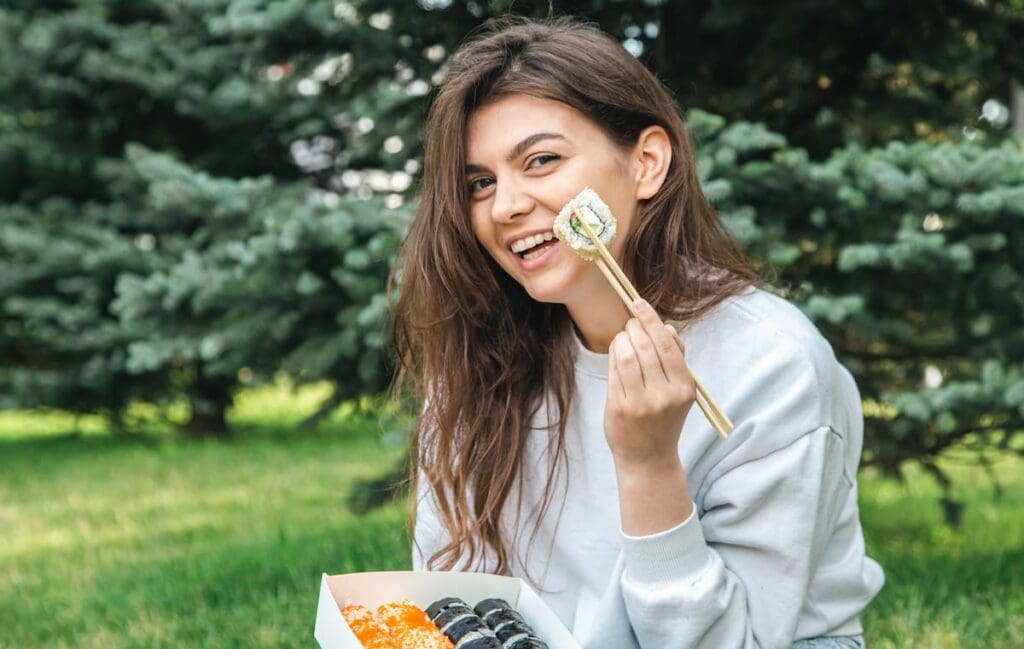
[
  {"x1": 610, "y1": 330, "x2": 645, "y2": 397},
  {"x1": 611, "y1": 299, "x2": 693, "y2": 401},
  {"x1": 624, "y1": 317, "x2": 663, "y2": 385},
  {"x1": 630, "y1": 299, "x2": 687, "y2": 383},
  {"x1": 609, "y1": 346, "x2": 628, "y2": 401},
  {"x1": 604, "y1": 301, "x2": 697, "y2": 469}
]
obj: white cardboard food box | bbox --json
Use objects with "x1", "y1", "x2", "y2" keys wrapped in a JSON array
[{"x1": 314, "y1": 570, "x2": 582, "y2": 649}]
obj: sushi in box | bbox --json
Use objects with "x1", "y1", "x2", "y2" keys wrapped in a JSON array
[{"x1": 314, "y1": 570, "x2": 582, "y2": 649}]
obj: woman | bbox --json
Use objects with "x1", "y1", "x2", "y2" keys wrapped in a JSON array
[{"x1": 391, "y1": 16, "x2": 884, "y2": 649}]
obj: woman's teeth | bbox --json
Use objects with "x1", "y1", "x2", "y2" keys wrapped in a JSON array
[
  {"x1": 511, "y1": 231, "x2": 554, "y2": 254},
  {"x1": 522, "y1": 240, "x2": 555, "y2": 260}
]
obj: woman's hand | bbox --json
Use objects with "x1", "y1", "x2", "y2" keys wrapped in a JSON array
[
  {"x1": 606, "y1": 298, "x2": 697, "y2": 535},
  {"x1": 605, "y1": 299, "x2": 696, "y2": 474}
]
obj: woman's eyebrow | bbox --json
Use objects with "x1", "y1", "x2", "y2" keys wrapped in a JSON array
[{"x1": 466, "y1": 131, "x2": 567, "y2": 175}]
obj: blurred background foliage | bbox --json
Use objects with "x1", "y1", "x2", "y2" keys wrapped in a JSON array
[{"x1": 1, "y1": 0, "x2": 1024, "y2": 514}]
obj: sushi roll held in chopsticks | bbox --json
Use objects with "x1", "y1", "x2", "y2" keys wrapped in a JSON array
[
  {"x1": 552, "y1": 187, "x2": 617, "y2": 261},
  {"x1": 553, "y1": 186, "x2": 734, "y2": 440}
]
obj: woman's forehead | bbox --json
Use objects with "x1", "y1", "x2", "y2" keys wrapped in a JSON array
[{"x1": 466, "y1": 95, "x2": 594, "y2": 162}]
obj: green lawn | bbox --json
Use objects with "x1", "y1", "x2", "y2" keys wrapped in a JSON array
[
  {"x1": 1, "y1": 386, "x2": 1021, "y2": 648},
  {"x1": 858, "y1": 454, "x2": 1024, "y2": 648}
]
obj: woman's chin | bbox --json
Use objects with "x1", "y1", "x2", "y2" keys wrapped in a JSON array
[{"x1": 522, "y1": 278, "x2": 573, "y2": 305}]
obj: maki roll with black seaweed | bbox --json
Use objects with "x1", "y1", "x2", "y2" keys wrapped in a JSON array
[
  {"x1": 427, "y1": 597, "x2": 469, "y2": 620},
  {"x1": 474, "y1": 599, "x2": 525, "y2": 626},
  {"x1": 426, "y1": 597, "x2": 501, "y2": 648},
  {"x1": 452, "y1": 631, "x2": 502, "y2": 649},
  {"x1": 434, "y1": 607, "x2": 488, "y2": 641},
  {"x1": 473, "y1": 598, "x2": 549, "y2": 649},
  {"x1": 502, "y1": 639, "x2": 548, "y2": 649},
  {"x1": 493, "y1": 619, "x2": 533, "y2": 643},
  {"x1": 493, "y1": 620, "x2": 548, "y2": 648}
]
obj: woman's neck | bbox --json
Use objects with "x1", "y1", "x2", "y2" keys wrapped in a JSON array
[{"x1": 565, "y1": 283, "x2": 631, "y2": 353}]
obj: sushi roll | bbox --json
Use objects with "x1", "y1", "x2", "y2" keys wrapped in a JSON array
[
  {"x1": 474, "y1": 599, "x2": 523, "y2": 625},
  {"x1": 480, "y1": 607, "x2": 526, "y2": 631},
  {"x1": 503, "y1": 639, "x2": 549, "y2": 649},
  {"x1": 452, "y1": 631, "x2": 502, "y2": 649},
  {"x1": 473, "y1": 598, "x2": 511, "y2": 617},
  {"x1": 427, "y1": 597, "x2": 468, "y2": 620},
  {"x1": 491, "y1": 618, "x2": 530, "y2": 635},
  {"x1": 376, "y1": 600, "x2": 454, "y2": 649},
  {"x1": 493, "y1": 619, "x2": 534, "y2": 643},
  {"x1": 434, "y1": 607, "x2": 490, "y2": 642},
  {"x1": 426, "y1": 597, "x2": 500, "y2": 647},
  {"x1": 552, "y1": 187, "x2": 617, "y2": 261},
  {"x1": 340, "y1": 605, "x2": 399, "y2": 649},
  {"x1": 473, "y1": 598, "x2": 548, "y2": 649},
  {"x1": 494, "y1": 620, "x2": 550, "y2": 647}
]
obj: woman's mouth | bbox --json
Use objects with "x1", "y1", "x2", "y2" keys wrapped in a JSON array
[
  {"x1": 515, "y1": 239, "x2": 560, "y2": 270},
  {"x1": 522, "y1": 239, "x2": 557, "y2": 260}
]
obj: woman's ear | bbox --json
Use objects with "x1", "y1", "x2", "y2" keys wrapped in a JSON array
[{"x1": 632, "y1": 126, "x2": 672, "y2": 200}]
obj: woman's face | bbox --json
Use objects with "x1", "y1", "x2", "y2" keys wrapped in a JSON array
[{"x1": 465, "y1": 94, "x2": 646, "y2": 305}]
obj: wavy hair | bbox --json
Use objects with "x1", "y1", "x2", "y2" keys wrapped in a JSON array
[{"x1": 390, "y1": 15, "x2": 761, "y2": 575}]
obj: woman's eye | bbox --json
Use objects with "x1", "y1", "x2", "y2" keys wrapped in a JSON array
[
  {"x1": 527, "y1": 154, "x2": 560, "y2": 169},
  {"x1": 469, "y1": 177, "x2": 494, "y2": 193},
  {"x1": 467, "y1": 156, "x2": 557, "y2": 194}
]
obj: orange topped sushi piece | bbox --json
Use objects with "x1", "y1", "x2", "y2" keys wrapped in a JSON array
[
  {"x1": 392, "y1": 626, "x2": 454, "y2": 649},
  {"x1": 341, "y1": 605, "x2": 399, "y2": 649},
  {"x1": 377, "y1": 601, "x2": 454, "y2": 649}
]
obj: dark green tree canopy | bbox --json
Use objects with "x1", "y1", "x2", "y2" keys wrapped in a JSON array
[{"x1": 2, "y1": 0, "x2": 1021, "y2": 500}]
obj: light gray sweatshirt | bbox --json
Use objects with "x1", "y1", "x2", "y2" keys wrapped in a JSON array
[{"x1": 413, "y1": 286, "x2": 885, "y2": 648}]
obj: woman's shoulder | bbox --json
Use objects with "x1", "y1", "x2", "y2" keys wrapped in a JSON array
[
  {"x1": 685, "y1": 284, "x2": 836, "y2": 363},
  {"x1": 680, "y1": 284, "x2": 859, "y2": 439}
]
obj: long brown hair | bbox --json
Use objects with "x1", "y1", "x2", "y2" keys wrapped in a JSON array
[{"x1": 390, "y1": 16, "x2": 761, "y2": 575}]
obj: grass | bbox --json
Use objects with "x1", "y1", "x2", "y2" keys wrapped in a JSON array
[
  {"x1": 1, "y1": 385, "x2": 1021, "y2": 648},
  {"x1": 0, "y1": 384, "x2": 411, "y2": 649},
  {"x1": 858, "y1": 452, "x2": 1024, "y2": 648}
]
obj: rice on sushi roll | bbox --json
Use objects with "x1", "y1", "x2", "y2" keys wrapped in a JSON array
[{"x1": 552, "y1": 187, "x2": 617, "y2": 261}]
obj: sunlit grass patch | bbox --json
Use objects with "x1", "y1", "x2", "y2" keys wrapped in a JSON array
[{"x1": 0, "y1": 385, "x2": 409, "y2": 649}]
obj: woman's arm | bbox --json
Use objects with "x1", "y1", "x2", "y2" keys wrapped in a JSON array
[
  {"x1": 605, "y1": 299, "x2": 698, "y2": 536},
  {"x1": 601, "y1": 299, "x2": 861, "y2": 648},
  {"x1": 617, "y1": 426, "x2": 850, "y2": 649}
]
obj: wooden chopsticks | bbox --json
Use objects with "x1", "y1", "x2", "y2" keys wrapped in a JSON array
[{"x1": 571, "y1": 207, "x2": 733, "y2": 440}]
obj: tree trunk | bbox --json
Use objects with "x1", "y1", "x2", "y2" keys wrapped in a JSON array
[
  {"x1": 183, "y1": 365, "x2": 232, "y2": 438},
  {"x1": 1012, "y1": 79, "x2": 1024, "y2": 137}
]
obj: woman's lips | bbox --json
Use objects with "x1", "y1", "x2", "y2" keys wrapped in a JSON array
[{"x1": 515, "y1": 240, "x2": 560, "y2": 271}]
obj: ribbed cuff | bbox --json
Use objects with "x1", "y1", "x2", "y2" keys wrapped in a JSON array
[{"x1": 620, "y1": 502, "x2": 713, "y2": 586}]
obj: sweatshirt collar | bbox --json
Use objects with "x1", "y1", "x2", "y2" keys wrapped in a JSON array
[{"x1": 571, "y1": 325, "x2": 609, "y2": 378}]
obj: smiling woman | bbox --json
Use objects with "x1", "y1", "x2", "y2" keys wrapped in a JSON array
[{"x1": 389, "y1": 15, "x2": 883, "y2": 649}]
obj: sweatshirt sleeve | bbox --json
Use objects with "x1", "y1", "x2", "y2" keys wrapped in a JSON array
[
  {"x1": 617, "y1": 424, "x2": 851, "y2": 649},
  {"x1": 411, "y1": 470, "x2": 449, "y2": 571}
]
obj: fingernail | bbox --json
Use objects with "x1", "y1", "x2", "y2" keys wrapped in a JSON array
[{"x1": 633, "y1": 299, "x2": 651, "y2": 313}]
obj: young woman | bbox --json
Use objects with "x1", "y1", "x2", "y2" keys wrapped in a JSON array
[{"x1": 391, "y1": 16, "x2": 884, "y2": 649}]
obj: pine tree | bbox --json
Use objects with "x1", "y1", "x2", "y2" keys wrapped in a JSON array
[
  {"x1": 688, "y1": 110, "x2": 1024, "y2": 517},
  {"x1": 0, "y1": 1, "x2": 415, "y2": 434},
  {"x1": 110, "y1": 145, "x2": 407, "y2": 434}
]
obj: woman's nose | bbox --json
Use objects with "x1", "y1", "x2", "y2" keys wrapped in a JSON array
[{"x1": 490, "y1": 178, "x2": 533, "y2": 223}]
